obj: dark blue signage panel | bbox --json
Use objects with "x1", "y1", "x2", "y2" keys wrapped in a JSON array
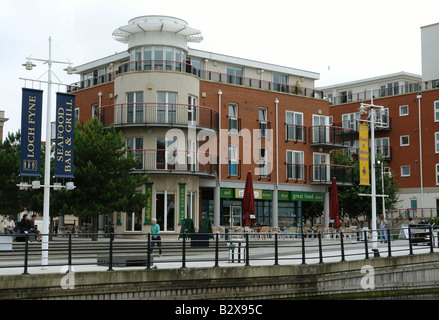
[
  {"x1": 20, "y1": 88, "x2": 43, "y2": 177},
  {"x1": 54, "y1": 92, "x2": 75, "y2": 179}
]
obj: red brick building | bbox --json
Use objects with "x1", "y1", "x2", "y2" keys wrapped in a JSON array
[{"x1": 69, "y1": 15, "x2": 353, "y2": 235}]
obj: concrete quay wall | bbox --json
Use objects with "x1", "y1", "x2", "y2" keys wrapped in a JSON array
[{"x1": 2, "y1": 253, "x2": 439, "y2": 300}]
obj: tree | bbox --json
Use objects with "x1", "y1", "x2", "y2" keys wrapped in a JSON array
[
  {"x1": 332, "y1": 150, "x2": 400, "y2": 226},
  {"x1": 58, "y1": 117, "x2": 149, "y2": 237}
]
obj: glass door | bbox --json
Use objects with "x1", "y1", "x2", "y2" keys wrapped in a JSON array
[{"x1": 224, "y1": 206, "x2": 242, "y2": 227}]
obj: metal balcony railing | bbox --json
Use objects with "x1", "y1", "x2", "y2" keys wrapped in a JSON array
[
  {"x1": 127, "y1": 149, "x2": 218, "y2": 177},
  {"x1": 309, "y1": 125, "x2": 354, "y2": 148},
  {"x1": 285, "y1": 163, "x2": 307, "y2": 182},
  {"x1": 327, "y1": 79, "x2": 439, "y2": 106},
  {"x1": 98, "y1": 103, "x2": 219, "y2": 131},
  {"x1": 68, "y1": 59, "x2": 324, "y2": 99},
  {"x1": 309, "y1": 164, "x2": 354, "y2": 185}
]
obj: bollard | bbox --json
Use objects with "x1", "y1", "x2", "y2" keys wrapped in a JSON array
[
  {"x1": 387, "y1": 228, "x2": 392, "y2": 257},
  {"x1": 146, "y1": 233, "x2": 151, "y2": 270},
  {"x1": 22, "y1": 233, "x2": 29, "y2": 275},
  {"x1": 318, "y1": 233, "x2": 323, "y2": 264},
  {"x1": 274, "y1": 233, "x2": 279, "y2": 266},
  {"x1": 107, "y1": 233, "x2": 114, "y2": 271},
  {"x1": 340, "y1": 232, "x2": 345, "y2": 262},
  {"x1": 214, "y1": 233, "x2": 219, "y2": 267}
]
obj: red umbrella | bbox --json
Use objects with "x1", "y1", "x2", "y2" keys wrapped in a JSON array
[
  {"x1": 329, "y1": 177, "x2": 341, "y2": 229},
  {"x1": 243, "y1": 171, "x2": 256, "y2": 227}
]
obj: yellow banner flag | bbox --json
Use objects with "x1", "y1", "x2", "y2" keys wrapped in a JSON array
[{"x1": 359, "y1": 123, "x2": 370, "y2": 186}]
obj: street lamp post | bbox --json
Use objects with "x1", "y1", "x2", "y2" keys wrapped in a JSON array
[
  {"x1": 359, "y1": 96, "x2": 388, "y2": 251},
  {"x1": 21, "y1": 37, "x2": 75, "y2": 266}
]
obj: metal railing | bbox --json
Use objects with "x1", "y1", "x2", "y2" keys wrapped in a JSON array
[
  {"x1": 308, "y1": 125, "x2": 354, "y2": 147},
  {"x1": 67, "y1": 59, "x2": 325, "y2": 99},
  {"x1": 327, "y1": 79, "x2": 439, "y2": 106},
  {"x1": 1, "y1": 226, "x2": 436, "y2": 275},
  {"x1": 98, "y1": 103, "x2": 219, "y2": 131},
  {"x1": 309, "y1": 164, "x2": 354, "y2": 184}
]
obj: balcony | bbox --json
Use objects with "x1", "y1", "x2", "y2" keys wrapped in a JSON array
[
  {"x1": 309, "y1": 164, "x2": 354, "y2": 185},
  {"x1": 99, "y1": 103, "x2": 219, "y2": 131},
  {"x1": 341, "y1": 146, "x2": 392, "y2": 162},
  {"x1": 309, "y1": 126, "x2": 354, "y2": 148},
  {"x1": 327, "y1": 79, "x2": 439, "y2": 106},
  {"x1": 128, "y1": 149, "x2": 217, "y2": 177},
  {"x1": 68, "y1": 59, "x2": 324, "y2": 99},
  {"x1": 335, "y1": 116, "x2": 391, "y2": 133}
]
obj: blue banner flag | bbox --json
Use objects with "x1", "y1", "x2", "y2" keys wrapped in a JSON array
[
  {"x1": 20, "y1": 88, "x2": 43, "y2": 177},
  {"x1": 54, "y1": 92, "x2": 75, "y2": 179}
]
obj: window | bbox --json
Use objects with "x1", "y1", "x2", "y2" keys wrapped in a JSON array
[
  {"x1": 401, "y1": 165, "x2": 410, "y2": 177},
  {"x1": 313, "y1": 153, "x2": 330, "y2": 182},
  {"x1": 187, "y1": 140, "x2": 196, "y2": 171},
  {"x1": 312, "y1": 115, "x2": 330, "y2": 143},
  {"x1": 342, "y1": 112, "x2": 360, "y2": 131},
  {"x1": 228, "y1": 145, "x2": 238, "y2": 176},
  {"x1": 376, "y1": 137, "x2": 390, "y2": 158},
  {"x1": 127, "y1": 92, "x2": 143, "y2": 123},
  {"x1": 258, "y1": 107, "x2": 267, "y2": 138},
  {"x1": 186, "y1": 192, "x2": 196, "y2": 220},
  {"x1": 127, "y1": 137, "x2": 144, "y2": 169},
  {"x1": 286, "y1": 150, "x2": 304, "y2": 180},
  {"x1": 273, "y1": 73, "x2": 288, "y2": 92},
  {"x1": 400, "y1": 135, "x2": 409, "y2": 146},
  {"x1": 226, "y1": 65, "x2": 243, "y2": 85},
  {"x1": 91, "y1": 104, "x2": 98, "y2": 118},
  {"x1": 286, "y1": 111, "x2": 304, "y2": 141},
  {"x1": 74, "y1": 108, "x2": 80, "y2": 121},
  {"x1": 399, "y1": 105, "x2": 409, "y2": 116},
  {"x1": 435, "y1": 101, "x2": 439, "y2": 122},
  {"x1": 125, "y1": 211, "x2": 142, "y2": 232},
  {"x1": 228, "y1": 103, "x2": 239, "y2": 133},
  {"x1": 436, "y1": 164, "x2": 439, "y2": 185},
  {"x1": 373, "y1": 108, "x2": 389, "y2": 128},
  {"x1": 156, "y1": 191, "x2": 175, "y2": 231},
  {"x1": 188, "y1": 95, "x2": 197, "y2": 123},
  {"x1": 157, "y1": 92, "x2": 177, "y2": 123},
  {"x1": 435, "y1": 132, "x2": 439, "y2": 153},
  {"x1": 258, "y1": 148, "x2": 268, "y2": 178},
  {"x1": 340, "y1": 91, "x2": 352, "y2": 103},
  {"x1": 156, "y1": 137, "x2": 177, "y2": 170}
]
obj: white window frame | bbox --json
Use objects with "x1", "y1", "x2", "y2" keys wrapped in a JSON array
[
  {"x1": 157, "y1": 91, "x2": 177, "y2": 123},
  {"x1": 127, "y1": 91, "x2": 144, "y2": 123},
  {"x1": 228, "y1": 103, "x2": 239, "y2": 134},
  {"x1": 126, "y1": 137, "x2": 144, "y2": 169},
  {"x1": 436, "y1": 132, "x2": 439, "y2": 153},
  {"x1": 342, "y1": 112, "x2": 360, "y2": 131},
  {"x1": 74, "y1": 108, "x2": 80, "y2": 121},
  {"x1": 156, "y1": 190, "x2": 175, "y2": 232},
  {"x1": 259, "y1": 107, "x2": 268, "y2": 138},
  {"x1": 285, "y1": 111, "x2": 304, "y2": 141},
  {"x1": 286, "y1": 150, "x2": 304, "y2": 180},
  {"x1": 435, "y1": 101, "x2": 439, "y2": 122},
  {"x1": 313, "y1": 152, "x2": 330, "y2": 182},
  {"x1": 401, "y1": 165, "x2": 410, "y2": 177},
  {"x1": 399, "y1": 105, "x2": 409, "y2": 116},
  {"x1": 400, "y1": 135, "x2": 410, "y2": 147},
  {"x1": 228, "y1": 144, "x2": 238, "y2": 176},
  {"x1": 436, "y1": 164, "x2": 439, "y2": 186}
]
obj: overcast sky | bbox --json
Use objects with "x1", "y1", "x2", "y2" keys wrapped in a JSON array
[{"x1": 1, "y1": 0, "x2": 438, "y2": 139}]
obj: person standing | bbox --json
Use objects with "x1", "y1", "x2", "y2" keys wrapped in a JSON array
[
  {"x1": 149, "y1": 218, "x2": 162, "y2": 256},
  {"x1": 378, "y1": 215, "x2": 388, "y2": 243}
]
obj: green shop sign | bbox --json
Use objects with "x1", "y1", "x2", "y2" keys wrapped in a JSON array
[
  {"x1": 144, "y1": 183, "x2": 153, "y2": 225},
  {"x1": 290, "y1": 191, "x2": 325, "y2": 202},
  {"x1": 220, "y1": 188, "x2": 234, "y2": 199}
]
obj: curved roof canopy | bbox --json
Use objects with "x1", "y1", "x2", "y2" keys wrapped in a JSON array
[{"x1": 112, "y1": 15, "x2": 203, "y2": 44}]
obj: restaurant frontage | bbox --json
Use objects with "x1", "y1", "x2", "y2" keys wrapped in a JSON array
[{"x1": 201, "y1": 187, "x2": 325, "y2": 230}]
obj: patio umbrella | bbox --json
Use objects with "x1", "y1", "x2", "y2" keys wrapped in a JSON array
[
  {"x1": 329, "y1": 177, "x2": 341, "y2": 229},
  {"x1": 243, "y1": 171, "x2": 256, "y2": 228}
]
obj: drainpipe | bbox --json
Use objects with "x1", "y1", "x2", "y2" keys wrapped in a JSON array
[
  {"x1": 272, "y1": 98, "x2": 279, "y2": 228},
  {"x1": 417, "y1": 92, "x2": 424, "y2": 211},
  {"x1": 214, "y1": 90, "x2": 222, "y2": 228}
]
